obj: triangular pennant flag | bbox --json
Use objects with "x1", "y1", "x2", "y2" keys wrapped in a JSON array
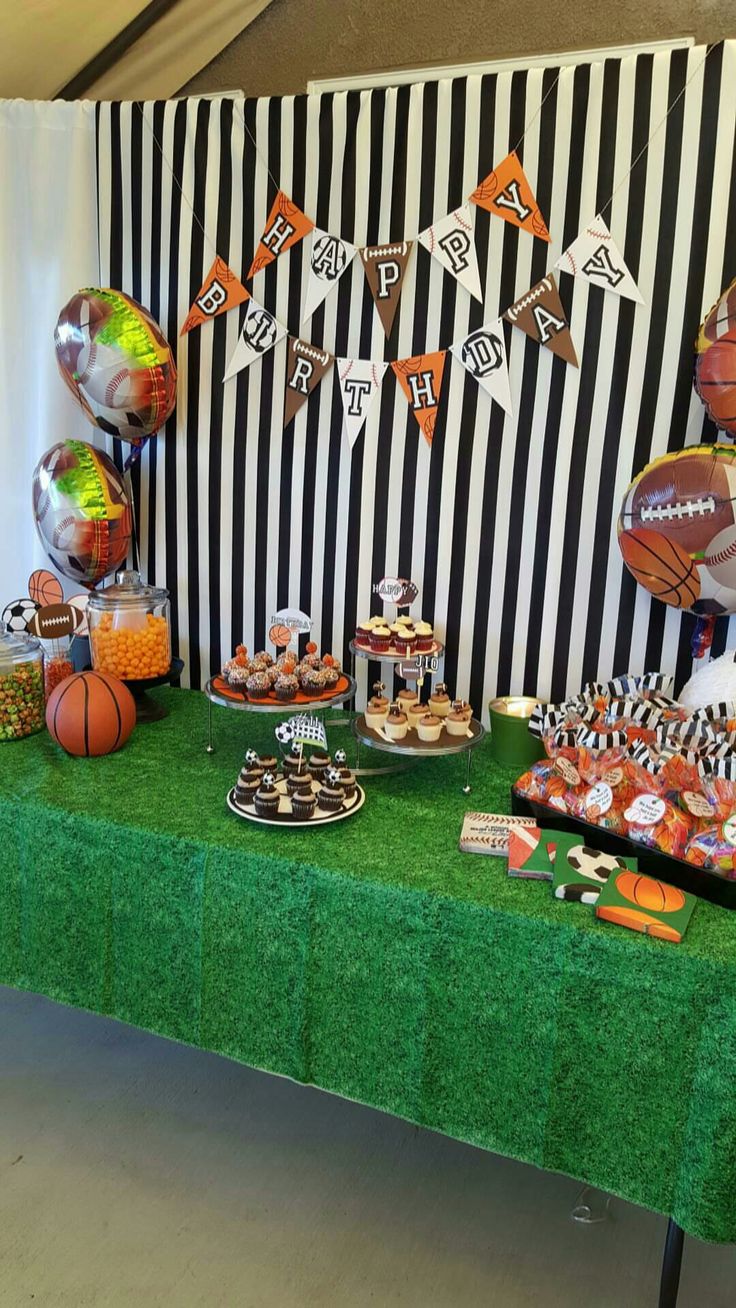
[
  {"x1": 223, "y1": 297, "x2": 287, "y2": 381},
  {"x1": 302, "y1": 229, "x2": 358, "y2": 322},
  {"x1": 450, "y1": 319, "x2": 513, "y2": 415},
  {"x1": 359, "y1": 240, "x2": 413, "y2": 336},
  {"x1": 180, "y1": 257, "x2": 250, "y2": 335},
  {"x1": 283, "y1": 336, "x2": 334, "y2": 428},
  {"x1": 391, "y1": 351, "x2": 446, "y2": 447},
  {"x1": 503, "y1": 274, "x2": 578, "y2": 367},
  {"x1": 247, "y1": 190, "x2": 314, "y2": 279},
  {"x1": 337, "y1": 358, "x2": 388, "y2": 447},
  {"x1": 555, "y1": 215, "x2": 644, "y2": 304},
  {"x1": 417, "y1": 204, "x2": 482, "y2": 300},
  {"x1": 469, "y1": 151, "x2": 551, "y2": 242}
]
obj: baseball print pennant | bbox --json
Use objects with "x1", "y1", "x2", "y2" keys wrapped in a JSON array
[
  {"x1": 283, "y1": 336, "x2": 334, "y2": 428},
  {"x1": 223, "y1": 297, "x2": 287, "y2": 381},
  {"x1": 555, "y1": 215, "x2": 644, "y2": 304},
  {"x1": 392, "y1": 351, "x2": 446, "y2": 447},
  {"x1": 417, "y1": 203, "x2": 482, "y2": 300},
  {"x1": 450, "y1": 319, "x2": 513, "y2": 415},
  {"x1": 360, "y1": 240, "x2": 413, "y2": 336},
  {"x1": 337, "y1": 358, "x2": 388, "y2": 447},
  {"x1": 302, "y1": 228, "x2": 358, "y2": 321},
  {"x1": 247, "y1": 190, "x2": 314, "y2": 279},
  {"x1": 180, "y1": 256, "x2": 249, "y2": 335},
  {"x1": 469, "y1": 150, "x2": 551, "y2": 243},
  {"x1": 504, "y1": 274, "x2": 578, "y2": 367}
]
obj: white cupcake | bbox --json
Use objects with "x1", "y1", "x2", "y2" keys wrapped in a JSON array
[
  {"x1": 396, "y1": 687, "x2": 419, "y2": 711},
  {"x1": 406, "y1": 701, "x2": 427, "y2": 730},
  {"x1": 365, "y1": 697, "x2": 390, "y2": 730},
  {"x1": 417, "y1": 713, "x2": 442, "y2": 742},
  {"x1": 445, "y1": 708, "x2": 470, "y2": 736},
  {"x1": 429, "y1": 684, "x2": 451, "y2": 718},
  {"x1": 384, "y1": 706, "x2": 409, "y2": 740}
]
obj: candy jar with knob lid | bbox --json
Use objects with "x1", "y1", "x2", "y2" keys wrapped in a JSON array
[
  {"x1": 88, "y1": 569, "x2": 171, "y2": 682},
  {"x1": 0, "y1": 622, "x2": 45, "y2": 740}
]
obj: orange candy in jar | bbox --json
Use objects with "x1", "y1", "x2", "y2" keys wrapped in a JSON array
[{"x1": 88, "y1": 569, "x2": 171, "y2": 682}]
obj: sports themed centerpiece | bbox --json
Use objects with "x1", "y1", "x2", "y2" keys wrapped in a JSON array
[
  {"x1": 214, "y1": 640, "x2": 348, "y2": 704},
  {"x1": 227, "y1": 719, "x2": 365, "y2": 827}
]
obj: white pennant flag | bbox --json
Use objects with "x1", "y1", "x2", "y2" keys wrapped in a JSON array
[
  {"x1": 450, "y1": 319, "x2": 513, "y2": 415},
  {"x1": 555, "y1": 215, "x2": 643, "y2": 304},
  {"x1": 337, "y1": 358, "x2": 388, "y2": 447},
  {"x1": 223, "y1": 297, "x2": 288, "y2": 381},
  {"x1": 417, "y1": 203, "x2": 482, "y2": 301},
  {"x1": 302, "y1": 228, "x2": 358, "y2": 322}
]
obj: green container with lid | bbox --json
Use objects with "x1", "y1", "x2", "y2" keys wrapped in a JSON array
[{"x1": 487, "y1": 695, "x2": 545, "y2": 768}]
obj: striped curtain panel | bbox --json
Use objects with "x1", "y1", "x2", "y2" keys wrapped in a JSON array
[{"x1": 96, "y1": 41, "x2": 736, "y2": 710}]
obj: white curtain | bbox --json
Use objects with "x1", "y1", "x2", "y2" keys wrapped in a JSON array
[{"x1": 0, "y1": 99, "x2": 99, "y2": 606}]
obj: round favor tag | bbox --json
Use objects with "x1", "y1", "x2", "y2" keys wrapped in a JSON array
[
  {"x1": 723, "y1": 814, "x2": 736, "y2": 847},
  {"x1": 682, "y1": 790, "x2": 713, "y2": 819},
  {"x1": 555, "y1": 757, "x2": 580, "y2": 786},
  {"x1": 624, "y1": 793, "x2": 666, "y2": 827},
  {"x1": 602, "y1": 766, "x2": 624, "y2": 787},
  {"x1": 584, "y1": 782, "x2": 612, "y2": 815}
]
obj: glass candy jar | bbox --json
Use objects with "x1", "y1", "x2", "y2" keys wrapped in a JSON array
[
  {"x1": 88, "y1": 570, "x2": 171, "y2": 682},
  {"x1": 0, "y1": 623, "x2": 45, "y2": 740}
]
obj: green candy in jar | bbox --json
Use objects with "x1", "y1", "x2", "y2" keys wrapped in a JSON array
[{"x1": 0, "y1": 624, "x2": 45, "y2": 740}]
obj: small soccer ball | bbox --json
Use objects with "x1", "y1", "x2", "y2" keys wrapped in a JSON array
[
  {"x1": 2, "y1": 597, "x2": 39, "y2": 632},
  {"x1": 275, "y1": 722, "x2": 294, "y2": 745}
]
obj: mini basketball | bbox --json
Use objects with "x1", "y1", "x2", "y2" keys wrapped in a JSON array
[
  {"x1": 614, "y1": 871, "x2": 685, "y2": 914},
  {"x1": 618, "y1": 527, "x2": 699, "y2": 608},
  {"x1": 28, "y1": 569, "x2": 63, "y2": 607},
  {"x1": 46, "y1": 671, "x2": 136, "y2": 757},
  {"x1": 269, "y1": 623, "x2": 293, "y2": 647}
]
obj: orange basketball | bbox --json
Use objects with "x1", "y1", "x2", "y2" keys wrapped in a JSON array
[
  {"x1": 597, "y1": 905, "x2": 681, "y2": 941},
  {"x1": 695, "y1": 328, "x2": 736, "y2": 430},
  {"x1": 614, "y1": 871, "x2": 685, "y2": 914},
  {"x1": 618, "y1": 528, "x2": 700, "y2": 608},
  {"x1": 46, "y1": 671, "x2": 136, "y2": 757},
  {"x1": 269, "y1": 623, "x2": 293, "y2": 648},
  {"x1": 29, "y1": 568, "x2": 63, "y2": 607},
  {"x1": 393, "y1": 356, "x2": 424, "y2": 376}
]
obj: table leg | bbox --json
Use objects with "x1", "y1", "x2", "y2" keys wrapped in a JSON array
[
  {"x1": 462, "y1": 748, "x2": 473, "y2": 794},
  {"x1": 206, "y1": 697, "x2": 215, "y2": 755},
  {"x1": 658, "y1": 1219, "x2": 684, "y2": 1308}
]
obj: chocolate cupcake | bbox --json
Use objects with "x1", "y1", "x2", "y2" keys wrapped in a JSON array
[
  {"x1": 291, "y1": 786, "x2": 316, "y2": 820},
  {"x1": 254, "y1": 773, "x2": 280, "y2": 817},
  {"x1": 309, "y1": 751, "x2": 330, "y2": 779},
  {"x1": 286, "y1": 769, "x2": 313, "y2": 796},
  {"x1": 246, "y1": 670, "x2": 272, "y2": 698},
  {"x1": 275, "y1": 672, "x2": 299, "y2": 701},
  {"x1": 282, "y1": 749, "x2": 305, "y2": 776},
  {"x1": 317, "y1": 782, "x2": 344, "y2": 813},
  {"x1": 254, "y1": 651, "x2": 274, "y2": 667},
  {"x1": 235, "y1": 769, "x2": 261, "y2": 804},
  {"x1": 258, "y1": 754, "x2": 278, "y2": 773},
  {"x1": 244, "y1": 748, "x2": 264, "y2": 777},
  {"x1": 300, "y1": 667, "x2": 328, "y2": 694},
  {"x1": 331, "y1": 759, "x2": 356, "y2": 799},
  {"x1": 322, "y1": 666, "x2": 340, "y2": 689}
]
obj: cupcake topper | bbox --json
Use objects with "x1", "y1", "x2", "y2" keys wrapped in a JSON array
[
  {"x1": 274, "y1": 721, "x2": 295, "y2": 747},
  {"x1": 326, "y1": 766, "x2": 343, "y2": 786},
  {"x1": 245, "y1": 748, "x2": 259, "y2": 764},
  {"x1": 262, "y1": 772, "x2": 275, "y2": 786},
  {"x1": 388, "y1": 702, "x2": 402, "y2": 717},
  {"x1": 334, "y1": 748, "x2": 347, "y2": 765},
  {"x1": 373, "y1": 681, "x2": 386, "y2": 696},
  {"x1": 434, "y1": 682, "x2": 447, "y2": 695}
]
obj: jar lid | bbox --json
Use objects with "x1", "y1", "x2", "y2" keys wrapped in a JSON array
[
  {"x1": 87, "y1": 569, "x2": 169, "y2": 609},
  {"x1": 0, "y1": 621, "x2": 41, "y2": 659}
]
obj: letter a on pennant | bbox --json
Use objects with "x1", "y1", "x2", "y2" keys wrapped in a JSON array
[
  {"x1": 283, "y1": 336, "x2": 334, "y2": 429},
  {"x1": 504, "y1": 274, "x2": 578, "y2": 367},
  {"x1": 392, "y1": 351, "x2": 446, "y2": 447},
  {"x1": 469, "y1": 151, "x2": 551, "y2": 242},
  {"x1": 360, "y1": 241, "x2": 413, "y2": 336},
  {"x1": 247, "y1": 191, "x2": 314, "y2": 279},
  {"x1": 337, "y1": 358, "x2": 388, "y2": 448},
  {"x1": 555, "y1": 214, "x2": 644, "y2": 304},
  {"x1": 180, "y1": 256, "x2": 250, "y2": 335}
]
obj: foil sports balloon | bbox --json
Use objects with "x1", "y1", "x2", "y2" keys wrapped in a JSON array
[
  {"x1": 54, "y1": 289, "x2": 176, "y2": 444},
  {"x1": 32, "y1": 440, "x2": 133, "y2": 586},
  {"x1": 694, "y1": 279, "x2": 736, "y2": 439},
  {"x1": 618, "y1": 445, "x2": 736, "y2": 617}
]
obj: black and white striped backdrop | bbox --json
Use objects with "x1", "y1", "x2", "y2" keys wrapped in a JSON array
[{"x1": 96, "y1": 41, "x2": 736, "y2": 711}]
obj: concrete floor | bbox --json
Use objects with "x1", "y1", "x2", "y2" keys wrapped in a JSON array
[{"x1": 1, "y1": 987, "x2": 734, "y2": 1308}]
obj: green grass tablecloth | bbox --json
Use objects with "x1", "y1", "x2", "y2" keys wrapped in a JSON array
[{"x1": 1, "y1": 687, "x2": 736, "y2": 1243}]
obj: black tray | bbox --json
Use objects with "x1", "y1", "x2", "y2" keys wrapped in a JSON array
[{"x1": 511, "y1": 786, "x2": 736, "y2": 910}]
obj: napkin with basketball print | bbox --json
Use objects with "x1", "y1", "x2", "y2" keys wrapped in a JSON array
[
  {"x1": 507, "y1": 826, "x2": 557, "y2": 880},
  {"x1": 595, "y1": 870, "x2": 695, "y2": 942},
  {"x1": 551, "y1": 833, "x2": 637, "y2": 904}
]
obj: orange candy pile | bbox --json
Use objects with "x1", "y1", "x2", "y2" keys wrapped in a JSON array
[{"x1": 91, "y1": 613, "x2": 170, "y2": 681}]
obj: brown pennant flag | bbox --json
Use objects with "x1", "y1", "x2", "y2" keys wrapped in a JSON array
[
  {"x1": 360, "y1": 240, "x2": 413, "y2": 336},
  {"x1": 247, "y1": 191, "x2": 314, "y2": 279},
  {"x1": 503, "y1": 273, "x2": 578, "y2": 367},
  {"x1": 180, "y1": 256, "x2": 250, "y2": 335},
  {"x1": 391, "y1": 351, "x2": 447, "y2": 447},
  {"x1": 469, "y1": 150, "x2": 551, "y2": 242},
  {"x1": 283, "y1": 336, "x2": 335, "y2": 428}
]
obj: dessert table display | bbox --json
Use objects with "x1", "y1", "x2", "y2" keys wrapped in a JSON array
[{"x1": 2, "y1": 685, "x2": 736, "y2": 1281}]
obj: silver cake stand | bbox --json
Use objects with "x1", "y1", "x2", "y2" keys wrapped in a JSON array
[
  {"x1": 348, "y1": 638, "x2": 448, "y2": 780},
  {"x1": 204, "y1": 675, "x2": 358, "y2": 753},
  {"x1": 352, "y1": 714, "x2": 485, "y2": 792}
]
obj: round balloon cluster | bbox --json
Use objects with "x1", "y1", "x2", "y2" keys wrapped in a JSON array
[
  {"x1": 32, "y1": 439, "x2": 133, "y2": 586},
  {"x1": 55, "y1": 288, "x2": 176, "y2": 445}
]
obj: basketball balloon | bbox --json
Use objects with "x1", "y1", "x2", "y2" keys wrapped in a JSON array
[
  {"x1": 613, "y1": 871, "x2": 686, "y2": 914},
  {"x1": 32, "y1": 439, "x2": 132, "y2": 586},
  {"x1": 618, "y1": 445, "x2": 736, "y2": 616},
  {"x1": 694, "y1": 279, "x2": 736, "y2": 438},
  {"x1": 46, "y1": 671, "x2": 136, "y2": 757},
  {"x1": 28, "y1": 569, "x2": 63, "y2": 607},
  {"x1": 55, "y1": 289, "x2": 176, "y2": 445}
]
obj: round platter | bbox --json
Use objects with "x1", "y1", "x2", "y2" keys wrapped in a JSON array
[
  {"x1": 349, "y1": 638, "x2": 444, "y2": 663},
  {"x1": 227, "y1": 778, "x2": 365, "y2": 827},
  {"x1": 353, "y1": 713, "x2": 485, "y2": 757},
  {"x1": 206, "y1": 672, "x2": 357, "y2": 714}
]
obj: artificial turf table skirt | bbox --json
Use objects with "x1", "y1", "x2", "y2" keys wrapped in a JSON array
[{"x1": 2, "y1": 687, "x2": 736, "y2": 1244}]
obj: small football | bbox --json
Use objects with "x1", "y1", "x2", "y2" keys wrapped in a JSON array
[{"x1": 26, "y1": 602, "x2": 84, "y2": 639}]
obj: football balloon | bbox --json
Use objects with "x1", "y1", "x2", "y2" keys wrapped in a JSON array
[{"x1": 32, "y1": 439, "x2": 133, "y2": 586}]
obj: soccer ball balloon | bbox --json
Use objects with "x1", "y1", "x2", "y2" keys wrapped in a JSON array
[
  {"x1": 55, "y1": 288, "x2": 177, "y2": 445},
  {"x1": 32, "y1": 439, "x2": 133, "y2": 586}
]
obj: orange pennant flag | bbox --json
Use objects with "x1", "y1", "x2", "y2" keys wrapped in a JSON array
[
  {"x1": 180, "y1": 257, "x2": 250, "y2": 335},
  {"x1": 247, "y1": 191, "x2": 314, "y2": 279},
  {"x1": 469, "y1": 150, "x2": 551, "y2": 242},
  {"x1": 392, "y1": 351, "x2": 446, "y2": 447}
]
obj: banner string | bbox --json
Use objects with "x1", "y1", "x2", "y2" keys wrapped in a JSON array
[
  {"x1": 231, "y1": 101, "x2": 283, "y2": 195},
  {"x1": 510, "y1": 71, "x2": 563, "y2": 157},
  {"x1": 136, "y1": 104, "x2": 218, "y2": 261}
]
